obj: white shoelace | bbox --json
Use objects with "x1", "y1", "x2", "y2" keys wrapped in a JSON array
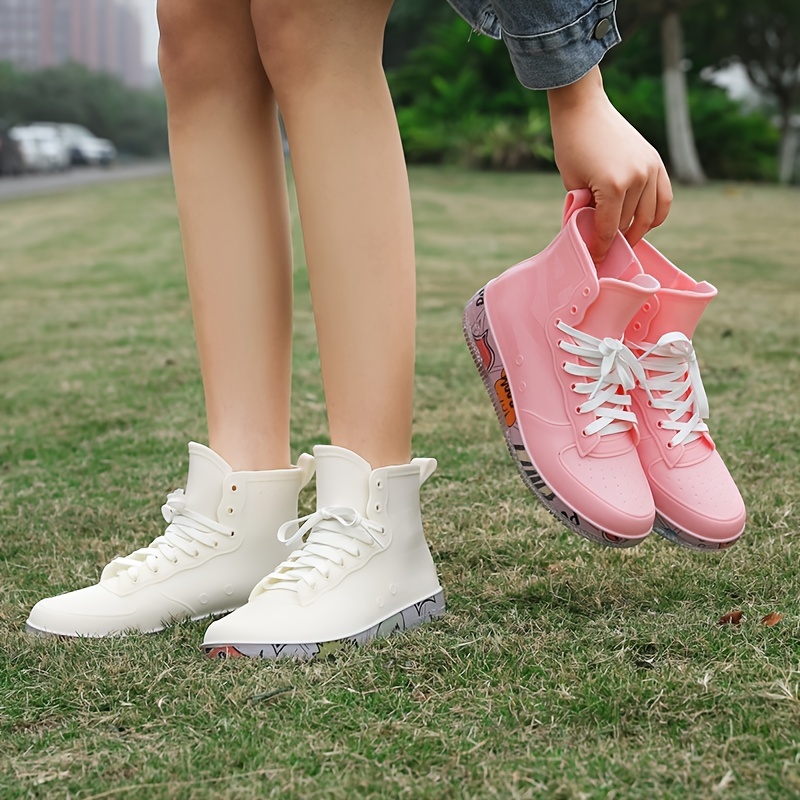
[
  {"x1": 254, "y1": 506, "x2": 386, "y2": 594},
  {"x1": 634, "y1": 331, "x2": 710, "y2": 447},
  {"x1": 558, "y1": 320, "x2": 647, "y2": 437},
  {"x1": 104, "y1": 489, "x2": 233, "y2": 582}
]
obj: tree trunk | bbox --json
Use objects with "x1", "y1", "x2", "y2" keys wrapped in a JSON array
[
  {"x1": 661, "y1": 9, "x2": 706, "y2": 185},
  {"x1": 778, "y1": 105, "x2": 797, "y2": 185}
]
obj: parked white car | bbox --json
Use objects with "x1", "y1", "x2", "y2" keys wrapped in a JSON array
[
  {"x1": 34, "y1": 125, "x2": 71, "y2": 170},
  {"x1": 8, "y1": 126, "x2": 56, "y2": 172},
  {"x1": 53, "y1": 123, "x2": 117, "y2": 166},
  {"x1": 24, "y1": 125, "x2": 71, "y2": 170}
]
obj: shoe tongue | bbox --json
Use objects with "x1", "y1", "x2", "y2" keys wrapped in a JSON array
[
  {"x1": 183, "y1": 442, "x2": 232, "y2": 520},
  {"x1": 580, "y1": 275, "x2": 660, "y2": 339},
  {"x1": 646, "y1": 283, "x2": 716, "y2": 340},
  {"x1": 313, "y1": 446, "x2": 372, "y2": 512}
]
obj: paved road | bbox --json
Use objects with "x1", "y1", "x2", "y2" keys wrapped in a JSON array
[{"x1": 0, "y1": 160, "x2": 172, "y2": 202}]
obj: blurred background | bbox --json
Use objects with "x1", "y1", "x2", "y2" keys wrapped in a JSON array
[
  {"x1": 0, "y1": 0, "x2": 797, "y2": 184},
  {"x1": 0, "y1": 0, "x2": 161, "y2": 173}
]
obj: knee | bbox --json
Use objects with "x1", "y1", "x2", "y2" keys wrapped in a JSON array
[
  {"x1": 250, "y1": 0, "x2": 312, "y2": 102},
  {"x1": 251, "y1": 0, "x2": 388, "y2": 106},
  {"x1": 157, "y1": 0, "x2": 198, "y2": 87},
  {"x1": 157, "y1": 0, "x2": 240, "y2": 98}
]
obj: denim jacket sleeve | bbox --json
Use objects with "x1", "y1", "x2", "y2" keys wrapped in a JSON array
[{"x1": 445, "y1": 0, "x2": 620, "y2": 90}]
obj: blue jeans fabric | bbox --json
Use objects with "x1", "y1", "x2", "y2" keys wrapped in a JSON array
[{"x1": 446, "y1": 0, "x2": 620, "y2": 90}]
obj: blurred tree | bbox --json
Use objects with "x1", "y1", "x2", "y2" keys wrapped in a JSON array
[
  {"x1": 384, "y1": 0, "x2": 452, "y2": 69},
  {"x1": 660, "y1": 5, "x2": 706, "y2": 184},
  {"x1": 616, "y1": 0, "x2": 800, "y2": 183},
  {"x1": 0, "y1": 63, "x2": 167, "y2": 156},
  {"x1": 388, "y1": 18, "x2": 554, "y2": 168},
  {"x1": 714, "y1": 0, "x2": 799, "y2": 183},
  {"x1": 386, "y1": 2, "x2": 780, "y2": 180},
  {"x1": 616, "y1": 1, "x2": 706, "y2": 184}
]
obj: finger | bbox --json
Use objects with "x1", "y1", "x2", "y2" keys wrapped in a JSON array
[
  {"x1": 624, "y1": 176, "x2": 657, "y2": 247},
  {"x1": 591, "y1": 185, "x2": 625, "y2": 262},
  {"x1": 618, "y1": 178, "x2": 647, "y2": 236},
  {"x1": 651, "y1": 165, "x2": 673, "y2": 229}
]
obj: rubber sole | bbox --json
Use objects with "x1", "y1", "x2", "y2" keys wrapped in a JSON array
[
  {"x1": 202, "y1": 590, "x2": 446, "y2": 661},
  {"x1": 24, "y1": 606, "x2": 238, "y2": 638},
  {"x1": 652, "y1": 512, "x2": 742, "y2": 551},
  {"x1": 463, "y1": 288, "x2": 645, "y2": 549}
]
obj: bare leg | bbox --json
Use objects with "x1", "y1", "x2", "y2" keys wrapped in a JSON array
[
  {"x1": 251, "y1": 0, "x2": 415, "y2": 468},
  {"x1": 158, "y1": 0, "x2": 292, "y2": 470},
  {"x1": 25, "y1": 1, "x2": 316, "y2": 639}
]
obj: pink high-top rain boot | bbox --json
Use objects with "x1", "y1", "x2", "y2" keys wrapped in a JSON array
[
  {"x1": 625, "y1": 238, "x2": 746, "y2": 550},
  {"x1": 463, "y1": 193, "x2": 658, "y2": 546}
]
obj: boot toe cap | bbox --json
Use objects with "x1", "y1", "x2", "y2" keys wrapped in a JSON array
[
  {"x1": 204, "y1": 589, "x2": 358, "y2": 648},
  {"x1": 26, "y1": 585, "x2": 141, "y2": 637},
  {"x1": 556, "y1": 448, "x2": 655, "y2": 539},
  {"x1": 647, "y1": 454, "x2": 746, "y2": 545}
]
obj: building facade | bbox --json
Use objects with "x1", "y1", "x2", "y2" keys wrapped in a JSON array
[{"x1": 0, "y1": 0, "x2": 144, "y2": 88}]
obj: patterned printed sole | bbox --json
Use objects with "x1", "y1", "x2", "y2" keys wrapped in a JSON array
[
  {"x1": 202, "y1": 590, "x2": 446, "y2": 661},
  {"x1": 653, "y1": 513, "x2": 741, "y2": 552},
  {"x1": 463, "y1": 288, "x2": 643, "y2": 549}
]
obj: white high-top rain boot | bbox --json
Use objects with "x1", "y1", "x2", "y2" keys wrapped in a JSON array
[
  {"x1": 202, "y1": 445, "x2": 445, "y2": 659},
  {"x1": 26, "y1": 442, "x2": 314, "y2": 637}
]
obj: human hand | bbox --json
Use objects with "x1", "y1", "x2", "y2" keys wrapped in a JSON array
[{"x1": 548, "y1": 67, "x2": 672, "y2": 262}]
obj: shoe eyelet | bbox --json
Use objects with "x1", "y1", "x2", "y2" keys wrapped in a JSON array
[
  {"x1": 152, "y1": 568, "x2": 159, "y2": 574},
  {"x1": 226, "y1": 507, "x2": 234, "y2": 515},
  {"x1": 554, "y1": 318, "x2": 561, "y2": 327},
  {"x1": 230, "y1": 530, "x2": 236, "y2": 537},
  {"x1": 575, "y1": 406, "x2": 582, "y2": 414},
  {"x1": 376, "y1": 480, "x2": 383, "y2": 489},
  {"x1": 231, "y1": 485, "x2": 237, "y2": 492},
  {"x1": 633, "y1": 322, "x2": 642, "y2": 331},
  {"x1": 666, "y1": 442, "x2": 673, "y2": 449},
  {"x1": 213, "y1": 541, "x2": 219, "y2": 548},
  {"x1": 570, "y1": 305, "x2": 579, "y2": 315},
  {"x1": 643, "y1": 303, "x2": 651, "y2": 312},
  {"x1": 656, "y1": 420, "x2": 663, "y2": 428},
  {"x1": 581, "y1": 429, "x2": 589, "y2": 437},
  {"x1": 647, "y1": 399, "x2": 653, "y2": 407},
  {"x1": 582, "y1": 287, "x2": 591, "y2": 297},
  {"x1": 375, "y1": 503, "x2": 382, "y2": 513}
]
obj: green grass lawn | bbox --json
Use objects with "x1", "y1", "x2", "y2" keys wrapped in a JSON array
[{"x1": 1, "y1": 169, "x2": 799, "y2": 799}]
